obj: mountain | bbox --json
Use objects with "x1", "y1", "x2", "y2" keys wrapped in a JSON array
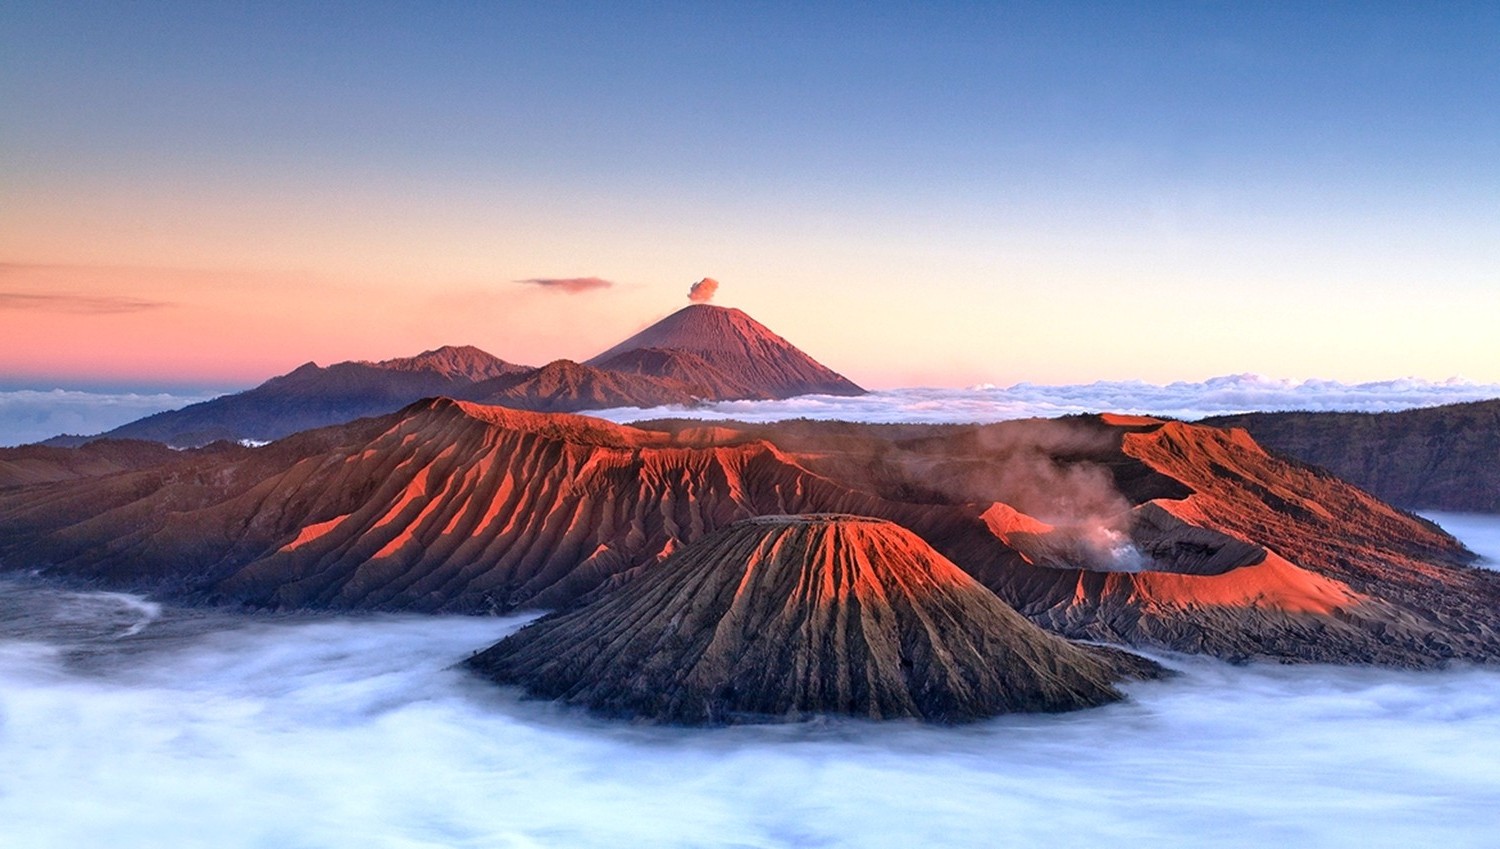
[
  {"x1": 4, "y1": 400, "x2": 1498, "y2": 667},
  {"x1": 588, "y1": 347, "x2": 767, "y2": 400},
  {"x1": 73, "y1": 346, "x2": 531, "y2": 448},
  {"x1": 39, "y1": 304, "x2": 862, "y2": 448},
  {"x1": 1203, "y1": 399, "x2": 1500, "y2": 513},
  {"x1": 0, "y1": 439, "x2": 192, "y2": 489},
  {"x1": 468, "y1": 515, "x2": 1160, "y2": 724},
  {"x1": 469, "y1": 359, "x2": 703, "y2": 412},
  {"x1": 586, "y1": 304, "x2": 864, "y2": 398}
]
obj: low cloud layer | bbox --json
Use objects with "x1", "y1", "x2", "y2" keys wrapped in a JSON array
[
  {"x1": 587, "y1": 374, "x2": 1500, "y2": 426},
  {"x1": 518, "y1": 277, "x2": 614, "y2": 294},
  {"x1": 0, "y1": 389, "x2": 225, "y2": 446},
  {"x1": 5, "y1": 535, "x2": 1500, "y2": 849}
]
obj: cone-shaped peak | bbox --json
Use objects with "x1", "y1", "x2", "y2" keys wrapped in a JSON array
[
  {"x1": 587, "y1": 304, "x2": 863, "y2": 399},
  {"x1": 469, "y1": 514, "x2": 1158, "y2": 724}
]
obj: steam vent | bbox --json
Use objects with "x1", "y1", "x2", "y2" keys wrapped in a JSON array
[{"x1": 468, "y1": 515, "x2": 1161, "y2": 724}]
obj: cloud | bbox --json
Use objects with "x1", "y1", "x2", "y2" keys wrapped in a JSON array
[
  {"x1": 0, "y1": 388, "x2": 224, "y2": 446},
  {"x1": 517, "y1": 277, "x2": 614, "y2": 294},
  {"x1": 5, "y1": 562, "x2": 1500, "y2": 847},
  {"x1": 0, "y1": 292, "x2": 170, "y2": 314},
  {"x1": 583, "y1": 374, "x2": 1500, "y2": 426},
  {"x1": 687, "y1": 278, "x2": 718, "y2": 303}
]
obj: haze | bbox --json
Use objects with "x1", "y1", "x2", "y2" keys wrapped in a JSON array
[
  {"x1": 5, "y1": 512, "x2": 1500, "y2": 848},
  {"x1": 3, "y1": 3, "x2": 1498, "y2": 389}
]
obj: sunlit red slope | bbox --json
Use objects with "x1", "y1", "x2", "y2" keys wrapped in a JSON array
[
  {"x1": 2, "y1": 404, "x2": 1498, "y2": 666},
  {"x1": 470, "y1": 514, "x2": 1159, "y2": 724}
]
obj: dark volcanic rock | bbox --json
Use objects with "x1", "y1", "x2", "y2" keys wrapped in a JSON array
[
  {"x1": 1203, "y1": 400, "x2": 1500, "y2": 513},
  {"x1": 469, "y1": 515, "x2": 1159, "y2": 724},
  {"x1": 88, "y1": 346, "x2": 532, "y2": 448},
  {"x1": 0, "y1": 439, "x2": 183, "y2": 488},
  {"x1": 586, "y1": 303, "x2": 864, "y2": 399}
]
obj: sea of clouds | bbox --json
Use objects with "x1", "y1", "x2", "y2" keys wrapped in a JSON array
[
  {"x1": 4, "y1": 374, "x2": 1498, "y2": 447},
  {"x1": 3, "y1": 512, "x2": 1500, "y2": 849},
  {"x1": 589, "y1": 373, "x2": 1500, "y2": 427},
  {"x1": 0, "y1": 388, "x2": 225, "y2": 447}
]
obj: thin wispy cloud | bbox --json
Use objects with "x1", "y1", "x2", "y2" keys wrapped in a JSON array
[
  {"x1": 517, "y1": 277, "x2": 614, "y2": 294},
  {"x1": 0, "y1": 292, "x2": 170, "y2": 314}
]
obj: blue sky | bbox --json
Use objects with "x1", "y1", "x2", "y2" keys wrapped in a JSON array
[{"x1": 3, "y1": 2, "x2": 1497, "y2": 387}]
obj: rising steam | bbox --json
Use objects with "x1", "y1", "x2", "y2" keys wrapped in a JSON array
[{"x1": 687, "y1": 278, "x2": 719, "y2": 303}]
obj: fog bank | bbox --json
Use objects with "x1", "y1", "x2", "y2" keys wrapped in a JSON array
[
  {"x1": 6, "y1": 508, "x2": 1500, "y2": 849},
  {"x1": 588, "y1": 374, "x2": 1500, "y2": 426}
]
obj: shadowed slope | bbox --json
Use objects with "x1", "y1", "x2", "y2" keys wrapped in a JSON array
[
  {"x1": 1203, "y1": 400, "x2": 1500, "y2": 513},
  {"x1": 586, "y1": 304, "x2": 863, "y2": 398},
  {"x1": 470, "y1": 515, "x2": 1159, "y2": 724},
  {"x1": 0, "y1": 439, "x2": 185, "y2": 488},
  {"x1": 470, "y1": 359, "x2": 703, "y2": 412},
  {"x1": 81, "y1": 346, "x2": 532, "y2": 447}
]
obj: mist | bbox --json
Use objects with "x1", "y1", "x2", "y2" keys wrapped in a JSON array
[
  {"x1": 3, "y1": 501, "x2": 1499, "y2": 848},
  {"x1": 586, "y1": 375, "x2": 1500, "y2": 427},
  {"x1": 0, "y1": 387, "x2": 226, "y2": 447}
]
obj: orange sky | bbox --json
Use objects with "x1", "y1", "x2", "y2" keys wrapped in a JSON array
[{"x1": 4, "y1": 4, "x2": 1498, "y2": 390}]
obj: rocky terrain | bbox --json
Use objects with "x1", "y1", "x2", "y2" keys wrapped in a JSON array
[
  {"x1": 470, "y1": 515, "x2": 1161, "y2": 724},
  {"x1": 0, "y1": 438, "x2": 189, "y2": 489},
  {"x1": 1204, "y1": 399, "x2": 1500, "y2": 513},
  {"x1": 3, "y1": 399, "x2": 1496, "y2": 668}
]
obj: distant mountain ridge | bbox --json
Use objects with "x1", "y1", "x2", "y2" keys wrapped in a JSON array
[
  {"x1": 1203, "y1": 399, "x2": 1500, "y2": 513},
  {"x1": 36, "y1": 304, "x2": 864, "y2": 448}
]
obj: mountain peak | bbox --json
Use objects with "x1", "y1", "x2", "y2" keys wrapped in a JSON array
[
  {"x1": 372, "y1": 345, "x2": 528, "y2": 381},
  {"x1": 587, "y1": 304, "x2": 863, "y2": 399},
  {"x1": 468, "y1": 514, "x2": 1157, "y2": 724}
]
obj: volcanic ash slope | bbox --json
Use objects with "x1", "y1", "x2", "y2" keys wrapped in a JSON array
[{"x1": 468, "y1": 515, "x2": 1161, "y2": 725}]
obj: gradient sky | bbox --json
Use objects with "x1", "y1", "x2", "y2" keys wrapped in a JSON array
[{"x1": 3, "y1": 1, "x2": 1497, "y2": 390}]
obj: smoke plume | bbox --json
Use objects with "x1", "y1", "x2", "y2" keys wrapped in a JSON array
[{"x1": 687, "y1": 278, "x2": 719, "y2": 303}]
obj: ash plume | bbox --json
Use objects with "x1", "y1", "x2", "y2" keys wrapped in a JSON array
[{"x1": 687, "y1": 278, "x2": 718, "y2": 303}]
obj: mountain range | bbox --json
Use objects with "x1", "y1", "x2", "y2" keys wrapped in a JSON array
[
  {"x1": 1203, "y1": 399, "x2": 1500, "y2": 513},
  {"x1": 41, "y1": 304, "x2": 862, "y2": 448},
  {"x1": 5, "y1": 302, "x2": 1500, "y2": 723},
  {"x1": 4, "y1": 398, "x2": 1495, "y2": 675}
]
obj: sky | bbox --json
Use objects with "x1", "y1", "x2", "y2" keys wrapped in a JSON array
[{"x1": 2, "y1": 1, "x2": 1497, "y2": 391}]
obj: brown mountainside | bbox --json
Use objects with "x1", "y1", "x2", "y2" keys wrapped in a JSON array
[
  {"x1": 2, "y1": 402, "x2": 1497, "y2": 666},
  {"x1": 1203, "y1": 400, "x2": 1500, "y2": 513}
]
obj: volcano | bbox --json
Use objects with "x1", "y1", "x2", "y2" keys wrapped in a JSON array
[
  {"x1": 468, "y1": 514, "x2": 1159, "y2": 724},
  {"x1": 587, "y1": 304, "x2": 864, "y2": 399},
  {"x1": 5, "y1": 402, "x2": 1499, "y2": 667}
]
